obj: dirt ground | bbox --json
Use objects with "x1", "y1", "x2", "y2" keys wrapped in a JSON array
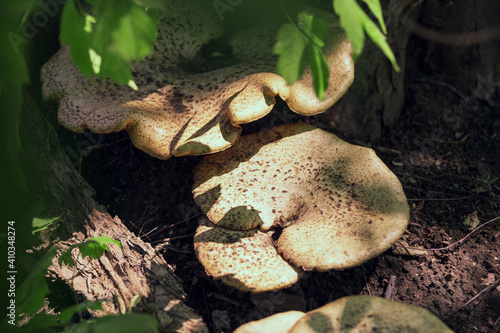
[{"x1": 62, "y1": 61, "x2": 500, "y2": 333}]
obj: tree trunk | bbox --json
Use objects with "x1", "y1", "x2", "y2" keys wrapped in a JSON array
[
  {"x1": 20, "y1": 93, "x2": 207, "y2": 333},
  {"x1": 329, "y1": 0, "x2": 499, "y2": 139},
  {"x1": 329, "y1": 0, "x2": 424, "y2": 139},
  {"x1": 415, "y1": 0, "x2": 500, "y2": 102}
]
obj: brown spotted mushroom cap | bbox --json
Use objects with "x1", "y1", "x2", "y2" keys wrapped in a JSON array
[
  {"x1": 288, "y1": 296, "x2": 454, "y2": 333},
  {"x1": 193, "y1": 123, "x2": 410, "y2": 272},
  {"x1": 235, "y1": 296, "x2": 453, "y2": 333},
  {"x1": 233, "y1": 311, "x2": 306, "y2": 333},
  {"x1": 194, "y1": 217, "x2": 302, "y2": 293},
  {"x1": 41, "y1": 1, "x2": 353, "y2": 159}
]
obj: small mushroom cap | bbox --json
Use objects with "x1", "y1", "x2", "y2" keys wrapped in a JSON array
[
  {"x1": 41, "y1": 2, "x2": 353, "y2": 159},
  {"x1": 194, "y1": 217, "x2": 302, "y2": 293},
  {"x1": 288, "y1": 295, "x2": 454, "y2": 333},
  {"x1": 234, "y1": 311, "x2": 306, "y2": 333},
  {"x1": 193, "y1": 123, "x2": 409, "y2": 271}
]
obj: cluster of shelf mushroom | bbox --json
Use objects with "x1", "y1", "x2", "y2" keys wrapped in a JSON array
[{"x1": 40, "y1": 1, "x2": 453, "y2": 331}]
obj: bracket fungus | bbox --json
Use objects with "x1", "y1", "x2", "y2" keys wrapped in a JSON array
[
  {"x1": 194, "y1": 217, "x2": 303, "y2": 293},
  {"x1": 193, "y1": 123, "x2": 409, "y2": 291},
  {"x1": 233, "y1": 311, "x2": 306, "y2": 333},
  {"x1": 235, "y1": 296, "x2": 454, "y2": 333},
  {"x1": 41, "y1": 1, "x2": 353, "y2": 159}
]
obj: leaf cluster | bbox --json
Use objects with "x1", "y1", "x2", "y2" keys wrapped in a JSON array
[
  {"x1": 61, "y1": 0, "x2": 160, "y2": 90},
  {"x1": 60, "y1": 0, "x2": 398, "y2": 98}
]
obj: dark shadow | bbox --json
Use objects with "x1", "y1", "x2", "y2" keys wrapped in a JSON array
[
  {"x1": 195, "y1": 185, "x2": 222, "y2": 213},
  {"x1": 339, "y1": 296, "x2": 372, "y2": 331},
  {"x1": 305, "y1": 312, "x2": 335, "y2": 332},
  {"x1": 217, "y1": 206, "x2": 265, "y2": 230},
  {"x1": 170, "y1": 116, "x2": 193, "y2": 153},
  {"x1": 187, "y1": 90, "x2": 242, "y2": 142},
  {"x1": 194, "y1": 223, "x2": 258, "y2": 244}
]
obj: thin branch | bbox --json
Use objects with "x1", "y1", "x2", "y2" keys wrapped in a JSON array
[
  {"x1": 384, "y1": 275, "x2": 396, "y2": 300},
  {"x1": 150, "y1": 233, "x2": 196, "y2": 245},
  {"x1": 406, "y1": 20, "x2": 500, "y2": 45},
  {"x1": 428, "y1": 216, "x2": 500, "y2": 251},
  {"x1": 143, "y1": 213, "x2": 203, "y2": 239},
  {"x1": 403, "y1": 216, "x2": 500, "y2": 253}
]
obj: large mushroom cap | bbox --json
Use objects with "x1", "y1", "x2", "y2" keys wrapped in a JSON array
[
  {"x1": 193, "y1": 123, "x2": 409, "y2": 271},
  {"x1": 233, "y1": 311, "x2": 306, "y2": 333},
  {"x1": 288, "y1": 296, "x2": 454, "y2": 333},
  {"x1": 41, "y1": 1, "x2": 353, "y2": 159},
  {"x1": 235, "y1": 296, "x2": 454, "y2": 333},
  {"x1": 194, "y1": 217, "x2": 302, "y2": 293}
]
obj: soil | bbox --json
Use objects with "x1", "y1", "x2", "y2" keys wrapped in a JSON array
[{"x1": 62, "y1": 67, "x2": 500, "y2": 332}]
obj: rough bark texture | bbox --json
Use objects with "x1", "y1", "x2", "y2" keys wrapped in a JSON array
[
  {"x1": 329, "y1": 0, "x2": 424, "y2": 139},
  {"x1": 328, "y1": 0, "x2": 499, "y2": 139},
  {"x1": 416, "y1": 0, "x2": 500, "y2": 102},
  {"x1": 20, "y1": 93, "x2": 207, "y2": 333}
]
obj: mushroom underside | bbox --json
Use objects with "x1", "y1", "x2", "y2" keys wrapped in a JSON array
[{"x1": 41, "y1": 1, "x2": 354, "y2": 159}]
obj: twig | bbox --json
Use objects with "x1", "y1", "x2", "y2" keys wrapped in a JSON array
[
  {"x1": 445, "y1": 279, "x2": 500, "y2": 319},
  {"x1": 143, "y1": 213, "x2": 203, "y2": 239},
  {"x1": 463, "y1": 279, "x2": 500, "y2": 308},
  {"x1": 407, "y1": 196, "x2": 472, "y2": 202},
  {"x1": 493, "y1": 315, "x2": 500, "y2": 329},
  {"x1": 361, "y1": 265, "x2": 372, "y2": 296},
  {"x1": 406, "y1": 20, "x2": 500, "y2": 45},
  {"x1": 150, "y1": 233, "x2": 196, "y2": 245},
  {"x1": 415, "y1": 78, "x2": 471, "y2": 103},
  {"x1": 384, "y1": 275, "x2": 397, "y2": 299},
  {"x1": 428, "y1": 216, "x2": 500, "y2": 251},
  {"x1": 397, "y1": 173, "x2": 500, "y2": 203}
]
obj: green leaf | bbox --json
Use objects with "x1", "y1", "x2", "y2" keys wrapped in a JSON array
[
  {"x1": 273, "y1": 11, "x2": 330, "y2": 99},
  {"x1": 297, "y1": 11, "x2": 326, "y2": 47},
  {"x1": 60, "y1": 300, "x2": 106, "y2": 324},
  {"x1": 306, "y1": 43, "x2": 329, "y2": 100},
  {"x1": 298, "y1": 12, "x2": 329, "y2": 99},
  {"x1": 17, "y1": 313, "x2": 61, "y2": 333},
  {"x1": 333, "y1": 0, "x2": 399, "y2": 71},
  {"x1": 360, "y1": 0, "x2": 386, "y2": 33},
  {"x1": 65, "y1": 313, "x2": 159, "y2": 333},
  {"x1": 129, "y1": 295, "x2": 143, "y2": 311},
  {"x1": 363, "y1": 18, "x2": 400, "y2": 72},
  {"x1": 94, "y1": 313, "x2": 159, "y2": 333},
  {"x1": 60, "y1": 0, "x2": 94, "y2": 78},
  {"x1": 333, "y1": 0, "x2": 366, "y2": 60},
  {"x1": 17, "y1": 249, "x2": 58, "y2": 315},
  {"x1": 32, "y1": 216, "x2": 60, "y2": 234},
  {"x1": 79, "y1": 236, "x2": 121, "y2": 259},
  {"x1": 132, "y1": 0, "x2": 166, "y2": 10},
  {"x1": 110, "y1": 3, "x2": 158, "y2": 60},
  {"x1": 273, "y1": 23, "x2": 306, "y2": 84},
  {"x1": 59, "y1": 236, "x2": 122, "y2": 267},
  {"x1": 60, "y1": 0, "x2": 158, "y2": 87}
]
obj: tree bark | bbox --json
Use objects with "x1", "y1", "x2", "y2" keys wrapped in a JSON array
[
  {"x1": 329, "y1": 0, "x2": 500, "y2": 139},
  {"x1": 329, "y1": 0, "x2": 424, "y2": 139},
  {"x1": 415, "y1": 0, "x2": 500, "y2": 102},
  {"x1": 20, "y1": 93, "x2": 207, "y2": 333}
]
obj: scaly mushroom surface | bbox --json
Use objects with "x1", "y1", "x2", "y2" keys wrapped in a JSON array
[
  {"x1": 41, "y1": 1, "x2": 353, "y2": 159},
  {"x1": 235, "y1": 296, "x2": 454, "y2": 333},
  {"x1": 233, "y1": 311, "x2": 305, "y2": 333},
  {"x1": 193, "y1": 123, "x2": 409, "y2": 291},
  {"x1": 194, "y1": 217, "x2": 302, "y2": 293}
]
